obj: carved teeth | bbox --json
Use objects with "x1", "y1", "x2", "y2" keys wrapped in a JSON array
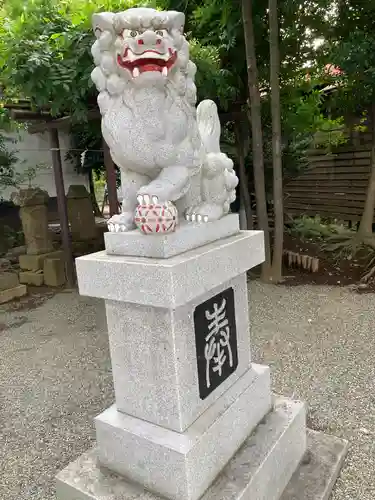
[
  {"x1": 108, "y1": 223, "x2": 114, "y2": 232},
  {"x1": 196, "y1": 214, "x2": 202, "y2": 223},
  {"x1": 162, "y1": 67, "x2": 168, "y2": 77},
  {"x1": 152, "y1": 195, "x2": 159, "y2": 204},
  {"x1": 203, "y1": 215, "x2": 209, "y2": 222},
  {"x1": 133, "y1": 67, "x2": 140, "y2": 78}
]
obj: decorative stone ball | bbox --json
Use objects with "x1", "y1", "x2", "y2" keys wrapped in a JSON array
[{"x1": 134, "y1": 201, "x2": 178, "y2": 234}]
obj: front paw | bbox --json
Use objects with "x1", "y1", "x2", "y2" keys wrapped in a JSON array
[
  {"x1": 137, "y1": 182, "x2": 174, "y2": 205},
  {"x1": 107, "y1": 213, "x2": 135, "y2": 232}
]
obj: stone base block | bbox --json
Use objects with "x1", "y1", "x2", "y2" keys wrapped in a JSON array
[
  {"x1": 105, "y1": 275, "x2": 252, "y2": 432},
  {"x1": 0, "y1": 271, "x2": 19, "y2": 291},
  {"x1": 19, "y1": 271, "x2": 44, "y2": 286},
  {"x1": 77, "y1": 231, "x2": 264, "y2": 308},
  {"x1": 280, "y1": 429, "x2": 348, "y2": 500},
  {"x1": 19, "y1": 250, "x2": 64, "y2": 271},
  {"x1": 44, "y1": 258, "x2": 66, "y2": 287},
  {"x1": 104, "y1": 214, "x2": 240, "y2": 259},
  {"x1": 56, "y1": 396, "x2": 318, "y2": 500},
  {"x1": 94, "y1": 365, "x2": 272, "y2": 500},
  {"x1": 0, "y1": 284, "x2": 27, "y2": 304}
]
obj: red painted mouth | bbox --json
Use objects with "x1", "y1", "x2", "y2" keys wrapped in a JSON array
[{"x1": 117, "y1": 47, "x2": 178, "y2": 74}]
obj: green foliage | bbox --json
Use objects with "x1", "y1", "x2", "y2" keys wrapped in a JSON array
[
  {"x1": 324, "y1": 2, "x2": 375, "y2": 118},
  {"x1": 287, "y1": 215, "x2": 343, "y2": 242},
  {"x1": 0, "y1": 0, "x2": 345, "y2": 185},
  {"x1": 189, "y1": 39, "x2": 237, "y2": 106},
  {"x1": 0, "y1": 224, "x2": 25, "y2": 255},
  {"x1": 0, "y1": 0, "x2": 147, "y2": 119},
  {"x1": 0, "y1": 132, "x2": 18, "y2": 199}
]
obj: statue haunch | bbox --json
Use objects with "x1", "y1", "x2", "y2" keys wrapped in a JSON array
[{"x1": 91, "y1": 7, "x2": 238, "y2": 231}]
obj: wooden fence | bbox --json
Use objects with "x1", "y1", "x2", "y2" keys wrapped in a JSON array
[{"x1": 284, "y1": 134, "x2": 373, "y2": 222}]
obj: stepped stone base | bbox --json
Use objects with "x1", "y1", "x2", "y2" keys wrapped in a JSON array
[
  {"x1": 56, "y1": 397, "x2": 345, "y2": 500},
  {"x1": 94, "y1": 365, "x2": 271, "y2": 500},
  {"x1": 104, "y1": 214, "x2": 241, "y2": 258}
]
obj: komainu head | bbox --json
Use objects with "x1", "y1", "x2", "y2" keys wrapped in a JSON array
[{"x1": 92, "y1": 7, "x2": 196, "y2": 93}]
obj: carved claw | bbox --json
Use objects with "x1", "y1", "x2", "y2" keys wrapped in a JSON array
[
  {"x1": 107, "y1": 222, "x2": 128, "y2": 233},
  {"x1": 137, "y1": 194, "x2": 160, "y2": 205},
  {"x1": 108, "y1": 222, "x2": 128, "y2": 233},
  {"x1": 185, "y1": 212, "x2": 209, "y2": 223},
  {"x1": 107, "y1": 212, "x2": 135, "y2": 232}
]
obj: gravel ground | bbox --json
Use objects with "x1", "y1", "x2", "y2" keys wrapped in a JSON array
[
  {"x1": 0, "y1": 283, "x2": 374, "y2": 499},
  {"x1": 251, "y1": 283, "x2": 375, "y2": 500},
  {"x1": 0, "y1": 290, "x2": 114, "y2": 500}
]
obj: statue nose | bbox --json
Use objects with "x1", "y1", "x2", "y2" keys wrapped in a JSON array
[{"x1": 139, "y1": 30, "x2": 159, "y2": 47}]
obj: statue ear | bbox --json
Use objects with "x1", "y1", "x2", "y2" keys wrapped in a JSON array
[
  {"x1": 92, "y1": 12, "x2": 115, "y2": 38},
  {"x1": 167, "y1": 11, "x2": 185, "y2": 32}
]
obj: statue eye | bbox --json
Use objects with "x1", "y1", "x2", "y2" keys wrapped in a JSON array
[
  {"x1": 130, "y1": 30, "x2": 139, "y2": 37},
  {"x1": 156, "y1": 30, "x2": 164, "y2": 37}
]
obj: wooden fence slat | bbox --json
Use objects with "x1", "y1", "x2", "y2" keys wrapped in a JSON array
[
  {"x1": 284, "y1": 197, "x2": 365, "y2": 208},
  {"x1": 284, "y1": 203, "x2": 364, "y2": 216},
  {"x1": 285, "y1": 187, "x2": 366, "y2": 195},
  {"x1": 303, "y1": 166, "x2": 370, "y2": 173},
  {"x1": 288, "y1": 180, "x2": 369, "y2": 188},
  {"x1": 308, "y1": 151, "x2": 371, "y2": 161},
  {"x1": 307, "y1": 160, "x2": 370, "y2": 168},
  {"x1": 284, "y1": 132, "x2": 374, "y2": 221},
  {"x1": 306, "y1": 145, "x2": 372, "y2": 155},
  {"x1": 300, "y1": 173, "x2": 370, "y2": 181},
  {"x1": 285, "y1": 191, "x2": 366, "y2": 201},
  {"x1": 285, "y1": 200, "x2": 364, "y2": 212}
]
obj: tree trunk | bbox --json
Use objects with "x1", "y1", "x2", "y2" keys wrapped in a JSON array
[
  {"x1": 88, "y1": 169, "x2": 101, "y2": 217},
  {"x1": 234, "y1": 121, "x2": 253, "y2": 230},
  {"x1": 358, "y1": 104, "x2": 375, "y2": 236},
  {"x1": 241, "y1": 0, "x2": 271, "y2": 279},
  {"x1": 269, "y1": 0, "x2": 284, "y2": 282}
]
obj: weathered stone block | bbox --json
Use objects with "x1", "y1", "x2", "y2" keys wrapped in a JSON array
[
  {"x1": 0, "y1": 284, "x2": 27, "y2": 304},
  {"x1": 19, "y1": 250, "x2": 64, "y2": 271},
  {"x1": 19, "y1": 271, "x2": 44, "y2": 286},
  {"x1": 0, "y1": 272, "x2": 19, "y2": 291},
  {"x1": 67, "y1": 185, "x2": 97, "y2": 241},
  {"x1": 44, "y1": 258, "x2": 66, "y2": 287},
  {"x1": 13, "y1": 188, "x2": 53, "y2": 256}
]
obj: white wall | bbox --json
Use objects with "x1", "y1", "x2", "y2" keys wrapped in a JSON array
[{"x1": 1, "y1": 128, "x2": 88, "y2": 201}]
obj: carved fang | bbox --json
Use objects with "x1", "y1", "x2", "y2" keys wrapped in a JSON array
[
  {"x1": 133, "y1": 67, "x2": 140, "y2": 78},
  {"x1": 162, "y1": 67, "x2": 168, "y2": 77}
]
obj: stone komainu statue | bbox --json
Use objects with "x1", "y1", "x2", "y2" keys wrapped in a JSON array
[{"x1": 91, "y1": 7, "x2": 238, "y2": 231}]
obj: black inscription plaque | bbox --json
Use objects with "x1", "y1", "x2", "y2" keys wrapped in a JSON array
[{"x1": 194, "y1": 287, "x2": 238, "y2": 400}]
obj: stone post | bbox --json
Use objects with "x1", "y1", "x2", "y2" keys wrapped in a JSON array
[
  {"x1": 56, "y1": 216, "x2": 309, "y2": 500},
  {"x1": 14, "y1": 188, "x2": 53, "y2": 256},
  {"x1": 67, "y1": 185, "x2": 97, "y2": 241}
]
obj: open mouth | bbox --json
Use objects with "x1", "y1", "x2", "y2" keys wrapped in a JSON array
[{"x1": 117, "y1": 47, "x2": 178, "y2": 76}]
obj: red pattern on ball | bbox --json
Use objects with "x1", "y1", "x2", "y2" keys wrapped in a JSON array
[{"x1": 134, "y1": 203, "x2": 178, "y2": 234}]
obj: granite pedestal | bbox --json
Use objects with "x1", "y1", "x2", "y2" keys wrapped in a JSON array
[{"x1": 57, "y1": 217, "x2": 345, "y2": 500}]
